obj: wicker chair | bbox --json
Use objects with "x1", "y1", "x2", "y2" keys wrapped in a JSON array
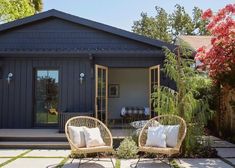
[
  {"x1": 65, "y1": 116, "x2": 114, "y2": 167},
  {"x1": 136, "y1": 115, "x2": 187, "y2": 167}
]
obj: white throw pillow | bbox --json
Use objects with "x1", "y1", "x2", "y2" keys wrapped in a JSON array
[
  {"x1": 164, "y1": 125, "x2": 180, "y2": 147},
  {"x1": 68, "y1": 126, "x2": 86, "y2": 148},
  {"x1": 145, "y1": 126, "x2": 166, "y2": 148},
  {"x1": 83, "y1": 127, "x2": 105, "y2": 147}
]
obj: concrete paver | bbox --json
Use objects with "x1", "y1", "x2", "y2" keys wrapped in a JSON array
[
  {"x1": 216, "y1": 148, "x2": 235, "y2": 158},
  {"x1": 0, "y1": 158, "x2": 11, "y2": 164},
  {"x1": 0, "y1": 149, "x2": 28, "y2": 157},
  {"x1": 24, "y1": 149, "x2": 70, "y2": 157},
  {"x1": 201, "y1": 136, "x2": 222, "y2": 141},
  {"x1": 224, "y1": 158, "x2": 235, "y2": 166},
  {"x1": 211, "y1": 140, "x2": 235, "y2": 148},
  {"x1": 62, "y1": 158, "x2": 116, "y2": 168},
  {"x1": 121, "y1": 159, "x2": 170, "y2": 168},
  {"x1": 3, "y1": 158, "x2": 63, "y2": 168},
  {"x1": 177, "y1": 158, "x2": 233, "y2": 168}
]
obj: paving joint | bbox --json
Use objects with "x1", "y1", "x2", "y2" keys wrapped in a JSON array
[
  {"x1": 219, "y1": 157, "x2": 235, "y2": 167},
  {"x1": 0, "y1": 149, "x2": 32, "y2": 167}
]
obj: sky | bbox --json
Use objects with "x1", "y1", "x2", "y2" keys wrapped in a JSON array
[{"x1": 43, "y1": 0, "x2": 234, "y2": 31}]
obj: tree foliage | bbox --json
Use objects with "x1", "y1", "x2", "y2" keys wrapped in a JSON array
[
  {"x1": 133, "y1": 7, "x2": 172, "y2": 43},
  {"x1": 30, "y1": 0, "x2": 43, "y2": 12},
  {"x1": 132, "y1": 4, "x2": 210, "y2": 43},
  {"x1": 0, "y1": 0, "x2": 43, "y2": 23},
  {"x1": 152, "y1": 46, "x2": 213, "y2": 155},
  {"x1": 195, "y1": 4, "x2": 235, "y2": 86}
]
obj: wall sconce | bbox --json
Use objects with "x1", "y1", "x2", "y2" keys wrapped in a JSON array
[
  {"x1": 7, "y1": 72, "x2": 13, "y2": 84},
  {"x1": 80, "y1": 72, "x2": 85, "y2": 84}
]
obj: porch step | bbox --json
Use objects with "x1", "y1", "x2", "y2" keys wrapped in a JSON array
[
  {"x1": 0, "y1": 136, "x2": 67, "y2": 142},
  {"x1": 0, "y1": 141, "x2": 70, "y2": 149},
  {"x1": 0, "y1": 129, "x2": 129, "y2": 149}
]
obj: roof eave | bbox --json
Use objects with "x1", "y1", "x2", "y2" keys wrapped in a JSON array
[{"x1": 0, "y1": 9, "x2": 176, "y2": 50}]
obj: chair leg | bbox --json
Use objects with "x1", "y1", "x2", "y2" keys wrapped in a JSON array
[
  {"x1": 70, "y1": 158, "x2": 74, "y2": 163},
  {"x1": 78, "y1": 157, "x2": 82, "y2": 168},
  {"x1": 134, "y1": 155, "x2": 141, "y2": 168},
  {"x1": 154, "y1": 154, "x2": 173, "y2": 167},
  {"x1": 97, "y1": 152, "x2": 100, "y2": 161},
  {"x1": 177, "y1": 158, "x2": 182, "y2": 164},
  {"x1": 110, "y1": 156, "x2": 115, "y2": 168}
]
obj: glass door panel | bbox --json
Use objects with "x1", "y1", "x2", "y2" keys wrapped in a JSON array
[
  {"x1": 35, "y1": 70, "x2": 59, "y2": 125},
  {"x1": 95, "y1": 65, "x2": 108, "y2": 125},
  {"x1": 149, "y1": 65, "x2": 160, "y2": 118}
]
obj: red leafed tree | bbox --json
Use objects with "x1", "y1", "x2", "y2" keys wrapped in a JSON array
[{"x1": 195, "y1": 4, "x2": 235, "y2": 86}]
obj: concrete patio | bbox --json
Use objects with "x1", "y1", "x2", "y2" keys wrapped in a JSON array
[
  {"x1": 0, "y1": 131, "x2": 234, "y2": 167},
  {"x1": 0, "y1": 149, "x2": 234, "y2": 168}
]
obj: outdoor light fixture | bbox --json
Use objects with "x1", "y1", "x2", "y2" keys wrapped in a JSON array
[
  {"x1": 7, "y1": 72, "x2": 13, "y2": 84},
  {"x1": 80, "y1": 72, "x2": 85, "y2": 84}
]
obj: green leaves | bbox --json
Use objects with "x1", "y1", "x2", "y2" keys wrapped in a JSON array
[
  {"x1": 0, "y1": 0, "x2": 43, "y2": 23},
  {"x1": 132, "y1": 4, "x2": 210, "y2": 43},
  {"x1": 132, "y1": 7, "x2": 172, "y2": 43},
  {"x1": 152, "y1": 46, "x2": 214, "y2": 155},
  {"x1": 30, "y1": 0, "x2": 43, "y2": 12},
  {"x1": 116, "y1": 137, "x2": 138, "y2": 159}
]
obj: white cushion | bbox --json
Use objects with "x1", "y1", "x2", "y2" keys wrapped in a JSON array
[
  {"x1": 164, "y1": 125, "x2": 180, "y2": 147},
  {"x1": 145, "y1": 125, "x2": 166, "y2": 148},
  {"x1": 68, "y1": 126, "x2": 86, "y2": 148},
  {"x1": 83, "y1": 127, "x2": 105, "y2": 147}
]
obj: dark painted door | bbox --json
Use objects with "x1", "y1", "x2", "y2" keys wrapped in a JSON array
[{"x1": 34, "y1": 70, "x2": 59, "y2": 126}]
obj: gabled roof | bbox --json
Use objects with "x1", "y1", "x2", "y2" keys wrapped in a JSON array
[{"x1": 0, "y1": 9, "x2": 175, "y2": 50}]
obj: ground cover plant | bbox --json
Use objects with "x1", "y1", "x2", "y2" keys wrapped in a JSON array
[{"x1": 116, "y1": 137, "x2": 138, "y2": 159}]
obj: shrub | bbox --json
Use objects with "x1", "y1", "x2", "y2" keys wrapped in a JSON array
[
  {"x1": 152, "y1": 46, "x2": 214, "y2": 156},
  {"x1": 116, "y1": 137, "x2": 138, "y2": 159}
]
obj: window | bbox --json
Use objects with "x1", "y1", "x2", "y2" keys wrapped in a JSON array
[{"x1": 35, "y1": 70, "x2": 59, "y2": 125}]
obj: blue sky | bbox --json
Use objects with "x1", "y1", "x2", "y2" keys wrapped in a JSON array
[{"x1": 43, "y1": 0, "x2": 234, "y2": 31}]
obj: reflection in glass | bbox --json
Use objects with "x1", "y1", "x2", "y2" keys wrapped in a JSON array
[
  {"x1": 96, "y1": 67, "x2": 107, "y2": 124},
  {"x1": 35, "y1": 70, "x2": 59, "y2": 125}
]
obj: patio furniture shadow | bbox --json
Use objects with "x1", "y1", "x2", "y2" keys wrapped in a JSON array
[
  {"x1": 61, "y1": 162, "x2": 107, "y2": 168},
  {"x1": 130, "y1": 161, "x2": 170, "y2": 168}
]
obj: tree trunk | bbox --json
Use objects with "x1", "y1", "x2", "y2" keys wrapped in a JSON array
[{"x1": 219, "y1": 85, "x2": 235, "y2": 135}]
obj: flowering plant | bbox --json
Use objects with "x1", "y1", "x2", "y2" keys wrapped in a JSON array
[{"x1": 195, "y1": 4, "x2": 235, "y2": 86}]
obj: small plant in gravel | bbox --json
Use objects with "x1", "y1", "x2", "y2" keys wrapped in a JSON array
[{"x1": 116, "y1": 137, "x2": 138, "y2": 159}]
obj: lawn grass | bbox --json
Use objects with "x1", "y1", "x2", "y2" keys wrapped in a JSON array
[
  {"x1": 0, "y1": 150, "x2": 32, "y2": 167},
  {"x1": 55, "y1": 157, "x2": 70, "y2": 168},
  {"x1": 36, "y1": 112, "x2": 58, "y2": 123},
  {"x1": 115, "y1": 159, "x2": 121, "y2": 168}
]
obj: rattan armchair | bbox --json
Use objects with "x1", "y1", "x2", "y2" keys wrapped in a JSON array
[
  {"x1": 136, "y1": 115, "x2": 187, "y2": 167},
  {"x1": 65, "y1": 116, "x2": 114, "y2": 167}
]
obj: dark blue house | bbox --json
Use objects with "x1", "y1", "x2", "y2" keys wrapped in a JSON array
[{"x1": 0, "y1": 9, "x2": 174, "y2": 129}]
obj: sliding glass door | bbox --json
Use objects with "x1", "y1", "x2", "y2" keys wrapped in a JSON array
[{"x1": 35, "y1": 70, "x2": 59, "y2": 126}]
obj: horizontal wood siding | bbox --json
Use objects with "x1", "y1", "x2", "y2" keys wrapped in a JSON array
[
  {"x1": 0, "y1": 57, "x2": 93, "y2": 128},
  {"x1": 0, "y1": 18, "x2": 159, "y2": 52}
]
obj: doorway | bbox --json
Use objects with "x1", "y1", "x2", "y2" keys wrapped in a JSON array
[
  {"x1": 34, "y1": 69, "x2": 59, "y2": 126},
  {"x1": 95, "y1": 64, "x2": 160, "y2": 127}
]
